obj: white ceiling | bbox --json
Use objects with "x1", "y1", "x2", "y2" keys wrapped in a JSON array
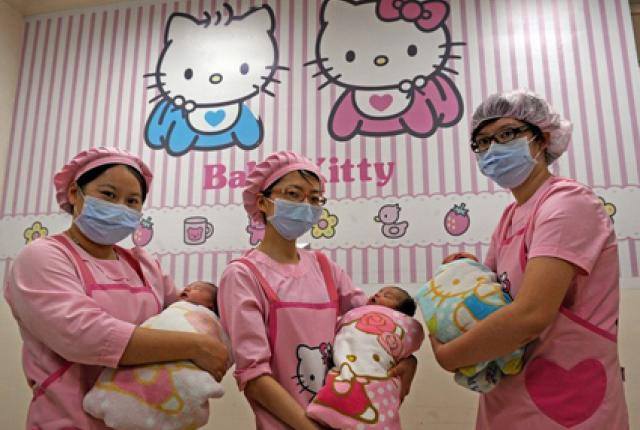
[
  {"x1": 5, "y1": 0, "x2": 128, "y2": 16},
  {"x1": 5, "y1": 0, "x2": 640, "y2": 16}
]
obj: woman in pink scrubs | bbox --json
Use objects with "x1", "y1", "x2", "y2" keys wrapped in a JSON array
[
  {"x1": 430, "y1": 90, "x2": 629, "y2": 429},
  {"x1": 5, "y1": 147, "x2": 229, "y2": 430},
  {"x1": 218, "y1": 151, "x2": 417, "y2": 429}
]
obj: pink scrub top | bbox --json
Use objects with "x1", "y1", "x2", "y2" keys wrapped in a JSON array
[
  {"x1": 4, "y1": 234, "x2": 177, "y2": 430},
  {"x1": 218, "y1": 248, "x2": 366, "y2": 429},
  {"x1": 477, "y1": 177, "x2": 629, "y2": 429}
]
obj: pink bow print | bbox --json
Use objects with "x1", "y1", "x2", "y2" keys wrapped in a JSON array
[{"x1": 377, "y1": 0, "x2": 449, "y2": 31}]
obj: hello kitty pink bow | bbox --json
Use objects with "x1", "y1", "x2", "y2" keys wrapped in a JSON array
[{"x1": 377, "y1": 0, "x2": 449, "y2": 31}]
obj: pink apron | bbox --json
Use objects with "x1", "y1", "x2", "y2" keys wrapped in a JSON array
[
  {"x1": 233, "y1": 251, "x2": 339, "y2": 430},
  {"x1": 476, "y1": 179, "x2": 629, "y2": 429},
  {"x1": 27, "y1": 234, "x2": 162, "y2": 430}
]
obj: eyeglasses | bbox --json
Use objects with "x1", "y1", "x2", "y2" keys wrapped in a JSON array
[
  {"x1": 268, "y1": 186, "x2": 327, "y2": 206},
  {"x1": 471, "y1": 125, "x2": 533, "y2": 154}
]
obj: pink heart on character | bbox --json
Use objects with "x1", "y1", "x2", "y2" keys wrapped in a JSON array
[
  {"x1": 369, "y1": 94, "x2": 393, "y2": 112},
  {"x1": 525, "y1": 358, "x2": 606, "y2": 427}
]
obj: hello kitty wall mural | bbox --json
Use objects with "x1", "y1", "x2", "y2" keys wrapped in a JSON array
[{"x1": 1, "y1": 0, "x2": 640, "y2": 289}]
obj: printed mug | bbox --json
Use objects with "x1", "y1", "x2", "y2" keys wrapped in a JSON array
[{"x1": 184, "y1": 216, "x2": 213, "y2": 245}]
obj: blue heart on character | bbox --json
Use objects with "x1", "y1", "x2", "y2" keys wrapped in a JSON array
[{"x1": 205, "y1": 110, "x2": 226, "y2": 127}]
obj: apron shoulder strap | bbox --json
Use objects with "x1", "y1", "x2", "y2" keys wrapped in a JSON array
[
  {"x1": 50, "y1": 234, "x2": 96, "y2": 286},
  {"x1": 314, "y1": 251, "x2": 338, "y2": 302},
  {"x1": 113, "y1": 246, "x2": 146, "y2": 285},
  {"x1": 230, "y1": 258, "x2": 279, "y2": 303},
  {"x1": 113, "y1": 246, "x2": 162, "y2": 312}
]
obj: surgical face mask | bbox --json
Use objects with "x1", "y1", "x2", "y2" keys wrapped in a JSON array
[
  {"x1": 267, "y1": 198, "x2": 323, "y2": 241},
  {"x1": 476, "y1": 137, "x2": 540, "y2": 189},
  {"x1": 74, "y1": 192, "x2": 142, "y2": 245}
]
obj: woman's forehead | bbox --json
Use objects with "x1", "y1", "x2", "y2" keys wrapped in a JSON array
[
  {"x1": 277, "y1": 171, "x2": 321, "y2": 189},
  {"x1": 89, "y1": 166, "x2": 141, "y2": 191},
  {"x1": 477, "y1": 117, "x2": 526, "y2": 135}
]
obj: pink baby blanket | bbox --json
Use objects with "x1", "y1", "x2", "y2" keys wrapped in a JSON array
[
  {"x1": 83, "y1": 302, "x2": 231, "y2": 430},
  {"x1": 307, "y1": 305, "x2": 424, "y2": 429}
]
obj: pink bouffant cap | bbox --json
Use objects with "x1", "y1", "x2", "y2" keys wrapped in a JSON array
[
  {"x1": 243, "y1": 151, "x2": 326, "y2": 224},
  {"x1": 54, "y1": 147, "x2": 153, "y2": 214}
]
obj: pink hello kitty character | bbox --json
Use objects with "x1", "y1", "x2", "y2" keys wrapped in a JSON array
[
  {"x1": 311, "y1": 0, "x2": 464, "y2": 141},
  {"x1": 308, "y1": 305, "x2": 424, "y2": 429}
]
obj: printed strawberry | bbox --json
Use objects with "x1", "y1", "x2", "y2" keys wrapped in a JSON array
[
  {"x1": 444, "y1": 203, "x2": 470, "y2": 236},
  {"x1": 132, "y1": 216, "x2": 154, "y2": 247}
]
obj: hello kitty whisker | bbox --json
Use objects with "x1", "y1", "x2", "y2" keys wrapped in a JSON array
[
  {"x1": 312, "y1": 68, "x2": 331, "y2": 78},
  {"x1": 264, "y1": 65, "x2": 290, "y2": 71},
  {"x1": 439, "y1": 41, "x2": 466, "y2": 48},
  {"x1": 261, "y1": 76, "x2": 281, "y2": 84},
  {"x1": 304, "y1": 58, "x2": 328, "y2": 67},
  {"x1": 148, "y1": 92, "x2": 168, "y2": 104},
  {"x1": 146, "y1": 82, "x2": 166, "y2": 90},
  {"x1": 318, "y1": 74, "x2": 341, "y2": 91},
  {"x1": 440, "y1": 54, "x2": 462, "y2": 60},
  {"x1": 437, "y1": 65, "x2": 459, "y2": 75},
  {"x1": 143, "y1": 72, "x2": 165, "y2": 78},
  {"x1": 254, "y1": 84, "x2": 276, "y2": 97}
]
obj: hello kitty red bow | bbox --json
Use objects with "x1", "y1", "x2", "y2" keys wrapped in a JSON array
[{"x1": 377, "y1": 0, "x2": 449, "y2": 31}]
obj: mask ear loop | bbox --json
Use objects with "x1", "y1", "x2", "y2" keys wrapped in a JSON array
[{"x1": 530, "y1": 134, "x2": 549, "y2": 162}]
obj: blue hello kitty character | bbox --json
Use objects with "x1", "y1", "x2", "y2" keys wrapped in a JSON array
[
  {"x1": 144, "y1": 4, "x2": 285, "y2": 155},
  {"x1": 309, "y1": 0, "x2": 464, "y2": 141}
]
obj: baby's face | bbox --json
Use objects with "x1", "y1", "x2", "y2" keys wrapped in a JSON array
[
  {"x1": 367, "y1": 286, "x2": 404, "y2": 309},
  {"x1": 180, "y1": 282, "x2": 216, "y2": 309}
]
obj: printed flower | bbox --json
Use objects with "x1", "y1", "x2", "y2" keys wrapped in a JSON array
[
  {"x1": 311, "y1": 208, "x2": 338, "y2": 239},
  {"x1": 598, "y1": 196, "x2": 616, "y2": 222},
  {"x1": 378, "y1": 332, "x2": 403, "y2": 359},
  {"x1": 356, "y1": 312, "x2": 396, "y2": 335},
  {"x1": 23, "y1": 221, "x2": 48, "y2": 244}
]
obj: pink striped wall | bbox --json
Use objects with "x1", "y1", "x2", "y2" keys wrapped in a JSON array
[{"x1": 1, "y1": 0, "x2": 639, "y2": 285}]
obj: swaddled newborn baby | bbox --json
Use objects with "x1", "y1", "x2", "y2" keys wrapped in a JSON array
[
  {"x1": 83, "y1": 282, "x2": 230, "y2": 430},
  {"x1": 307, "y1": 287, "x2": 424, "y2": 430},
  {"x1": 415, "y1": 254, "x2": 524, "y2": 393}
]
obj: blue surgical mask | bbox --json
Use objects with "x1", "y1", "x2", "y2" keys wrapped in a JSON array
[
  {"x1": 477, "y1": 137, "x2": 539, "y2": 189},
  {"x1": 267, "y1": 198, "x2": 323, "y2": 241},
  {"x1": 74, "y1": 193, "x2": 142, "y2": 245}
]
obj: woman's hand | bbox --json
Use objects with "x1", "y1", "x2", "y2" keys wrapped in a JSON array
[
  {"x1": 388, "y1": 355, "x2": 418, "y2": 402},
  {"x1": 193, "y1": 335, "x2": 229, "y2": 382},
  {"x1": 429, "y1": 335, "x2": 456, "y2": 372}
]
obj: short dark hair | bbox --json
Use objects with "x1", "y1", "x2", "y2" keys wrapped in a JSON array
[
  {"x1": 201, "y1": 282, "x2": 218, "y2": 315},
  {"x1": 393, "y1": 287, "x2": 417, "y2": 317},
  {"x1": 76, "y1": 163, "x2": 148, "y2": 202}
]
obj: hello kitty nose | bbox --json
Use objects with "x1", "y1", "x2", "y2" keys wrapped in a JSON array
[
  {"x1": 374, "y1": 55, "x2": 389, "y2": 66},
  {"x1": 209, "y1": 73, "x2": 223, "y2": 84}
]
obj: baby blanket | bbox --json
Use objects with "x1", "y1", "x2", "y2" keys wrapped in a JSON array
[
  {"x1": 307, "y1": 305, "x2": 424, "y2": 429},
  {"x1": 415, "y1": 258, "x2": 524, "y2": 392},
  {"x1": 84, "y1": 302, "x2": 229, "y2": 430}
]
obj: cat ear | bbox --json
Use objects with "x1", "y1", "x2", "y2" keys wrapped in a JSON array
[
  {"x1": 165, "y1": 13, "x2": 201, "y2": 43},
  {"x1": 241, "y1": 5, "x2": 275, "y2": 32},
  {"x1": 321, "y1": 0, "x2": 358, "y2": 24}
]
